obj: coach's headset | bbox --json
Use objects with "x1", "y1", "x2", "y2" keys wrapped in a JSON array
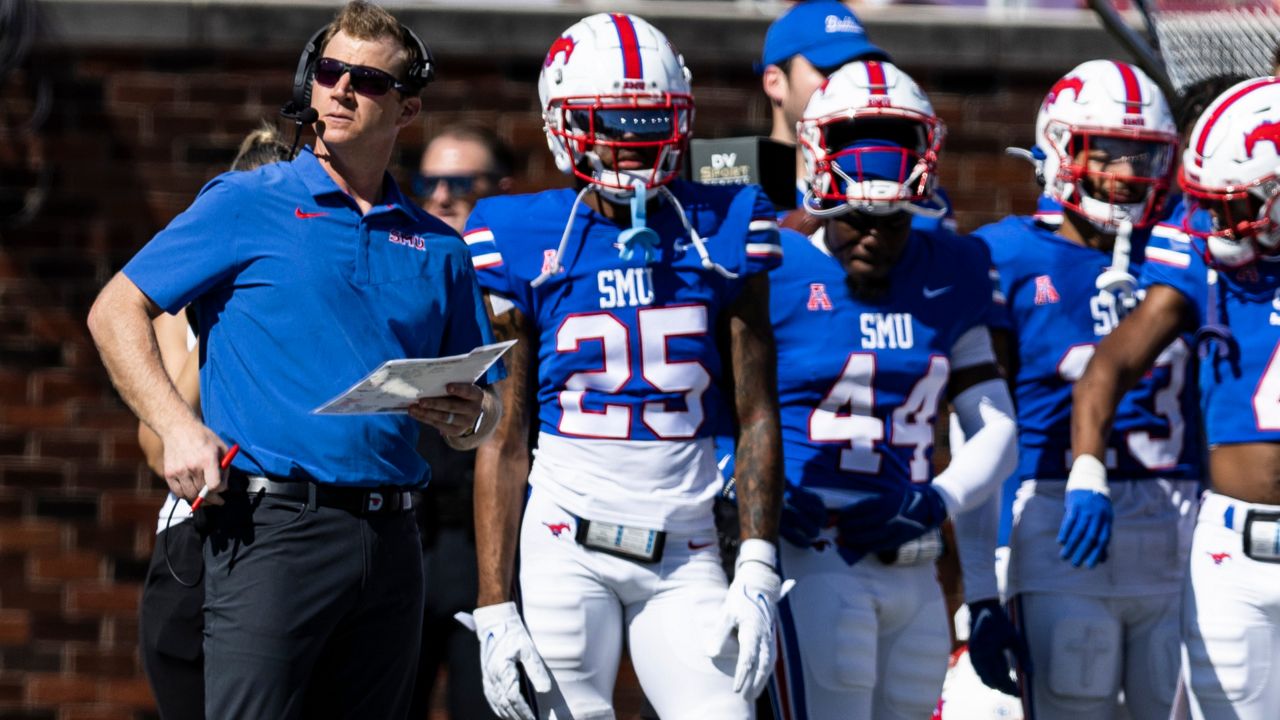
[{"x1": 279, "y1": 22, "x2": 436, "y2": 156}]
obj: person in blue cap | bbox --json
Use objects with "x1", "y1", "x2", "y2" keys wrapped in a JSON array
[
  {"x1": 759, "y1": 0, "x2": 955, "y2": 233},
  {"x1": 760, "y1": 0, "x2": 889, "y2": 191},
  {"x1": 752, "y1": 0, "x2": 885, "y2": 188}
]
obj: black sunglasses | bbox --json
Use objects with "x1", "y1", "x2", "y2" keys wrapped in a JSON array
[
  {"x1": 314, "y1": 57, "x2": 413, "y2": 98},
  {"x1": 412, "y1": 173, "x2": 494, "y2": 197}
]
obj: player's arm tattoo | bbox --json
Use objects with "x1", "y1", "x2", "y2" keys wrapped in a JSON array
[
  {"x1": 724, "y1": 272, "x2": 783, "y2": 543},
  {"x1": 473, "y1": 294, "x2": 534, "y2": 607}
]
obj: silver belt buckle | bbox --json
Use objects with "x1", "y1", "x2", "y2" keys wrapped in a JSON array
[
  {"x1": 575, "y1": 518, "x2": 666, "y2": 563},
  {"x1": 1244, "y1": 510, "x2": 1280, "y2": 562}
]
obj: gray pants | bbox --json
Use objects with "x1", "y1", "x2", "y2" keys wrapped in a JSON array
[{"x1": 203, "y1": 490, "x2": 423, "y2": 720}]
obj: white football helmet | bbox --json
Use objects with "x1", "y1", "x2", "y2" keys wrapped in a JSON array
[
  {"x1": 538, "y1": 13, "x2": 693, "y2": 198},
  {"x1": 1180, "y1": 76, "x2": 1280, "y2": 268},
  {"x1": 1035, "y1": 60, "x2": 1177, "y2": 231},
  {"x1": 797, "y1": 60, "x2": 944, "y2": 217}
]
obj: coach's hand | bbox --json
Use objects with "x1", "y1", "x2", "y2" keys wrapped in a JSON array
[
  {"x1": 471, "y1": 602, "x2": 552, "y2": 720},
  {"x1": 160, "y1": 420, "x2": 226, "y2": 504},
  {"x1": 707, "y1": 539, "x2": 781, "y2": 701},
  {"x1": 967, "y1": 598, "x2": 1029, "y2": 696},
  {"x1": 1059, "y1": 454, "x2": 1113, "y2": 568},
  {"x1": 409, "y1": 382, "x2": 485, "y2": 438}
]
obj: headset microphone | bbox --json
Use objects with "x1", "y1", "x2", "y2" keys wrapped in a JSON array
[{"x1": 281, "y1": 104, "x2": 319, "y2": 159}]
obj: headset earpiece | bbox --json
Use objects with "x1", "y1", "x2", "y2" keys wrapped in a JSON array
[
  {"x1": 401, "y1": 25, "x2": 435, "y2": 91},
  {"x1": 282, "y1": 26, "x2": 326, "y2": 122}
]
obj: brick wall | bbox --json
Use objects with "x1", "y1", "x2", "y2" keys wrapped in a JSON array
[{"x1": 0, "y1": 38, "x2": 1052, "y2": 718}]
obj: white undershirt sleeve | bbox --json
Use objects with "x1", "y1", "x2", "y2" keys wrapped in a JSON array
[
  {"x1": 938, "y1": 324, "x2": 1017, "y2": 604},
  {"x1": 949, "y1": 324, "x2": 997, "y2": 371},
  {"x1": 954, "y1": 489, "x2": 1001, "y2": 603},
  {"x1": 931, "y1": 325, "x2": 1017, "y2": 516}
]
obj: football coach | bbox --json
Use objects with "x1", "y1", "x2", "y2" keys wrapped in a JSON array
[{"x1": 87, "y1": 2, "x2": 502, "y2": 718}]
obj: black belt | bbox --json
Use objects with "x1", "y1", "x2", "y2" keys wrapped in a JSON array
[{"x1": 227, "y1": 470, "x2": 414, "y2": 515}]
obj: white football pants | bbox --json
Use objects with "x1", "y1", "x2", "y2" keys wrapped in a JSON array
[
  {"x1": 769, "y1": 528, "x2": 950, "y2": 720},
  {"x1": 518, "y1": 489, "x2": 751, "y2": 720},
  {"x1": 1008, "y1": 479, "x2": 1196, "y2": 720},
  {"x1": 1182, "y1": 492, "x2": 1280, "y2": 720}
]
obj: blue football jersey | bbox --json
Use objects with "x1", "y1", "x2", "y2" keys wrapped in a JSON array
[
  {"x1": 1141, "y1": 219, "x2": 1280, "y2": 446},
  {"x1": 465, "y1": 180, "x2": 781, "y2": 442},
  {"x1": 978, "y1": 216, "x2": 1201, "y2": 483},
  {"x1": 771, "y1": 228, "x2": 1000, "y2": 501}
]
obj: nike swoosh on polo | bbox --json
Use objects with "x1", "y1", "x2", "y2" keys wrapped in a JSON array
[
  {"x1": 688, "y1": 540, "x2": 716, "y2": 551},
  {"x1": 922, "y1": 285, "x2": 952, "y2": 299},
  {"x1": 295, "y1": 207, "x2": 328, "y2": 219}
]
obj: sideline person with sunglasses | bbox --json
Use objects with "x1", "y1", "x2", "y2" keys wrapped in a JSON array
[
  {"x1": 135, "y1": 122, "x2": 291, "y2": 720},
  {"x1": 414, "y1": 126, "x2": 514, "y2": 236},
  {"x1": 409, "y1": 125, "x2": 515, "y2": 720},
  {"x1": 88, "y1": 3, "x2": 502, "y2": 718}
]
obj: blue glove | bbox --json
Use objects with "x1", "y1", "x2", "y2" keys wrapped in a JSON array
[
  {"x1": 967, "y1": 598, "x2": 1030, "y2": 697},
  {"x1": 1057, "y1": 489, "x2": 1113, "y2": 568},
  {"x1": 779, "y1": 485, "x2": 828, "y2": 549},
  {"x1": 835, "y1": 483, "x2": 947, "y2": 555}
]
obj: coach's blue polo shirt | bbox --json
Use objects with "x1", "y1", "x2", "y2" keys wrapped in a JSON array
[{"x1": 124, "y1": 146, "x2": 503, "y2": 487}]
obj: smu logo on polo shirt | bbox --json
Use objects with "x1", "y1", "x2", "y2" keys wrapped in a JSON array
[{"x1": 388, "y1": 230, "x2": 427, "y2": 251}]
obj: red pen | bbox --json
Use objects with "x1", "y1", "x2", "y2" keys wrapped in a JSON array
[{"x1": 191, "y1": 443, "x2": 238, "y2": 511}]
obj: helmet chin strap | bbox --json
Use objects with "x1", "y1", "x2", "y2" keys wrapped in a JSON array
[
  {"x1": 802, "y1": 162, "x2": 944, "y2": 219},
  {"x1": 1095, "y1": 218, "x2": 1139, "y2": 318},
  {"x1": 583, "y1": 152, "x2": 659, "y2": 203}
]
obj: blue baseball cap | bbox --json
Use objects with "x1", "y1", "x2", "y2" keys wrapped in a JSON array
[{"x1": 759, "y1": 1, "x2": 889, "y2": 73}]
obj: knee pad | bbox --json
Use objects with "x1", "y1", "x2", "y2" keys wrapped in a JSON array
[
  {"x1": 782, "y1": 583, "x2": 877, "y2": 693},
  {"x1": 833, "y1": 604, "x2": 879, "y2": 691},
  {"x1": 1184, "y1": 621, "x2": 1273, "y2": 706},
  {"x1": 880, "y1": 606, "x2": 950, "y2": 716},
  {"x1": 522, "y1": 598, "x2": 589, "y2": 671},
  {"x1": 1046, "y1": 614, "x2": 1121, "y2": 700},
  {"x1": 1137, "y1": 614, "x2": 1182, "y2": 707}
]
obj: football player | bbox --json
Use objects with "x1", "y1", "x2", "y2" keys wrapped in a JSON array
[
  {"x1": 766, "y1": 60, "x2": 1018, "y2": 720},
  {"x1": 1072, "y1": 76, "x2": 1280, "y2": 720},
  {"x1": 758, "y1": 0, "x2": 956, "y2": 230},
  {"x1": 465, "y1": 13, "x2": 785, "y2": 720},
  {"x1": 972, "y1": 60, "x2": 1200, "y2": 719}
]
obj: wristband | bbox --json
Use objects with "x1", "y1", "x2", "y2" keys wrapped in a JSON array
[{"x1": 1067, "y1": 453, "x2": 1110, "y2": 496}]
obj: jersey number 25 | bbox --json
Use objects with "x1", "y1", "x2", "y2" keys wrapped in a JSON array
[{"x1": 556, "y1": 305, "x2": 710, "y2": 440}]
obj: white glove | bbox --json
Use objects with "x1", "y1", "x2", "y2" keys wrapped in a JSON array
[
  {"x1": 467, "y1": 602, "x2": 552, "y2": 720},
  {"x1": 706, "y1": 538, "x2": 782, "y2": 701}
]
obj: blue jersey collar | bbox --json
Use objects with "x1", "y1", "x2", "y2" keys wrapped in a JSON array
[{"x1": 293, "y1": 145, "x2": 420, "y2": 221}]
